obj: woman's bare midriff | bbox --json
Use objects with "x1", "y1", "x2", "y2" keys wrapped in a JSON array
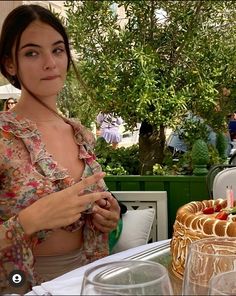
[
  {"x1": 33, "y1": 122, "x2": 85, "y2": 257},
  {"x1": 33, "y1": 228, "x2": 83, "y2": 256}
]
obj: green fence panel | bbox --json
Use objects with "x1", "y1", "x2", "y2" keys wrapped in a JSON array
[{"x1": 105, "y1": 175, "x2": 209, "y2": 238}]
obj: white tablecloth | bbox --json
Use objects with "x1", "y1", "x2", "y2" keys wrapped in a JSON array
[{"x1": 26, "y1": 239, "x2": 170, "y2": 295}]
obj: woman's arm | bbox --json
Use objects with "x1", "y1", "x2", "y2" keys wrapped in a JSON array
[
  {"x1": 18, "y1": 173, "x2": 111, "y2": 235},
  {"x1": 0, "y1": 173, "x2": 111, "y2": 291}
]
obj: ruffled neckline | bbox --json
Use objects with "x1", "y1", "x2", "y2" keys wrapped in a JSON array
[{"x1": 0, "y1": 110, "x2": 96, "y2": 183}]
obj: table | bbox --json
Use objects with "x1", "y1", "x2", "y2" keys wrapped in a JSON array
[{"x1": 27, "y1": 239, "x2": 170, "y2": 295}]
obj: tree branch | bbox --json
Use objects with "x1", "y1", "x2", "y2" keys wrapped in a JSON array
[{"x1": 172, "y1": 0, "x2": 204, "y2": 65}]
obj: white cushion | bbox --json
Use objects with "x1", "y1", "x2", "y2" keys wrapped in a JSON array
[{"x1": 112, "y1": 208, "x2": 155, "y2": 254}]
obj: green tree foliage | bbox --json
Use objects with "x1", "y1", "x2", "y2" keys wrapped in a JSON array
[
  {"x1": 63, "y1": 0, "x2": 236, "y2": 174},
  {"x1": 94, "y1": 137, "x2": 140, "y2": 175}
]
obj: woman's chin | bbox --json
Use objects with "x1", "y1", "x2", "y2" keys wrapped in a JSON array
[{"x1": 35, "y1": 87, "x2": 64, "y2": 98}]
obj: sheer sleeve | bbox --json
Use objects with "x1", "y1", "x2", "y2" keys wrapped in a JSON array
[
  {"x1": 0, "y1": 215, "x2": 37, "y2": 291},
  {"x1": 0, "y1": 129, "x2": 37, "y2": 291}
]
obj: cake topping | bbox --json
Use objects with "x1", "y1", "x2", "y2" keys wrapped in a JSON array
[
  {"x1": 214, "y1": 204, "x2": 222, "y2": 212},
  {"x1": 202, "y1": 204, "x2": 236, "y2": 221},
  {"x1": 215, "y1": 211, "x2": 229, "y2": 220},
  {"x1": 201, "y1": 188, "x2": 235, "y2": 221},
  {"x1": 203, "y1": 207, "x2": 214, "y2": 214}
]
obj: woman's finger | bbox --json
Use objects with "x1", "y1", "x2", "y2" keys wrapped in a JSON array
[
  {"x1": 96, "y1": 198, "x2": 111, "y2": 209},
  {"x1": 92, "y1": 216, "x2": 117, "y2": 232},
  {"x1": 67, "y1": 172, "x2": 106, "y2": 196},
  {"x1": 106, "y1": 195, "x2": 120, "y2": 211},
  {"x1": 93, "y1": 205, "x2": 120, "y2": 225},
  {"x1": 76, "y1": 191, "x2": 112, "y2": 211}
]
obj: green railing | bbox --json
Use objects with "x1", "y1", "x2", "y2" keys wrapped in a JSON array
[{"x1": 105, "y1": 175, "x2": 209, "y2": 238}]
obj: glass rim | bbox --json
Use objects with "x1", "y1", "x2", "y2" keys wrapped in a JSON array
[
  {"x1": 211, "y1": 269, "x2": 236, "y2": 280},
  {"x1": 209, "y1": 270, "x2": 236, "y2": 294},
  {"x1": 189, "y1": 237, "x2": 236, "y2": 256},
  {"x1": 82, "y1": 260, "x2": 169, "y2": 289}
]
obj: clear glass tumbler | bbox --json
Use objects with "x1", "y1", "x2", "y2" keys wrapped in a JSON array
[
  {"x1": 209, "y1": 270, "x2": 236, "y2": 295},
  {"x1": 182, "y1": 237, "x2": 236, "y2": 295},
  {"x1": 80, "y1": 260, "x2": 173, "y2": 295}
]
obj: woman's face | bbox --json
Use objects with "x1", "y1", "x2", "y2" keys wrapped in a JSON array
[
  {"x1": 7, "y1": 99, "x2": 16, "y2": 109},
  {"x1": 8, "y1": 20, "x2": 68, "y2": 98}
]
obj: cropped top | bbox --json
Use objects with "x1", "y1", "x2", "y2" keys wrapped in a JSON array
[{"x1": 0, "y1": 111, "x2": 109, "y2": 291}]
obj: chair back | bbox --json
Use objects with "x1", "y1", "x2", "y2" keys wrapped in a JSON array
[
  {"x1": 206, "y1": 164, "x2": 236, "y2": 198},
  {"x1": 229, "y1": 152, "x2": 236, "y2": 165},
  {"x1": 212, "y1": 167, "x2": 236, "y2": 199}
]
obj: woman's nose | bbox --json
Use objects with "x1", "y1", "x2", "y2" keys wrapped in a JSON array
[{"x1": 43, "y1": 53, "x2": 56, "y2": 70}]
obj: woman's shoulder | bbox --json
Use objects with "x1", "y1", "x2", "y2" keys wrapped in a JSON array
[
  {"x1": 0, "y1": 110, "x2": 28, "y2": 124},
  {"x1": 0, "y1": 111, "x2": 17, "y2": 133},
  {"x1": 66, "y1": 117, "x2": 96, "y2": 148},
  {"x1": 0, "y1": 110, "x2": 12, "y2": 120},
  {"x1": 0, "y1": 110, "x2": 36, "y2": 138}
]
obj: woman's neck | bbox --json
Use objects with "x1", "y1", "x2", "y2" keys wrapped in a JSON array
[{"x1": 12, "y1": 94, "x2": 61, "y2": 122}]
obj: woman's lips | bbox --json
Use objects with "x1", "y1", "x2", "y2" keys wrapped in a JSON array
[{"x1": 41, "y1": 75, "x2": 60, "y2": 80}]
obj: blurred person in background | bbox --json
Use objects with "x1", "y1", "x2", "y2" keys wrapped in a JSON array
[
  {"x1": 96, "y1": 112, "x2": 123, "y2": 149},
  {"x1": 3, "y1": 97, "x2": 17, "y2": 111}
]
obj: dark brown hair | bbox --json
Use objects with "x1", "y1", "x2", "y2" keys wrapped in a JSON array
[
  {"x1": 0, "y1": 4, "x2": 89, "y2": 117},
  {"x1": 3, "y1": 97, "x2": 17, "y2": 111},
  {"x1": 0, "y1": 4, "x2": 71, "y2": 90}
]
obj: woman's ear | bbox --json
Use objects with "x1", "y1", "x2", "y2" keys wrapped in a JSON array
[{"x1": 4, "y1": 57, "x2": 16, "y2": 76}]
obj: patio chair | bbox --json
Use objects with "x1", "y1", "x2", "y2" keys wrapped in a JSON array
[
  {"x1": 206, "y1": 164, "x2": 236, "y2": 199},
  {"x1": 212, "y1": 166, "x2": 236, "y2": 199},
  {"x1": 229, "y1": 151, "x2": 236, "y2": 165}
]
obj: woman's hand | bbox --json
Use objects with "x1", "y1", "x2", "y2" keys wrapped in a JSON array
[
  {"x1": 18, "y1": 172, "x2": 112, "y2": 235},
  {"x1": 91, "y1": 195, "x2": 120, "y2": 233}
]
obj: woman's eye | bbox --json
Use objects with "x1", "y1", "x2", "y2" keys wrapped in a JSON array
[
  {"x1": 53, "y1": 47, "x2": 65, "y2": 55},
  {"x1": 25, "y1": 51, "x2": 38, "y2": 57}
]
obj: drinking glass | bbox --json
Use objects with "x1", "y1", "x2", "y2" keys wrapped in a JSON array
[
  {"x1": 182, "y1": 237, "x2": 236, "y2": 295},
  {"x1": 80, "y1": 260, "x2": 173, "y2": 295},
  {"x1": 209, "y1": 270, "x2": 236, "y2": 295}
]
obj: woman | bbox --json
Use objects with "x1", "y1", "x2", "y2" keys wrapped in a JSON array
[
  {"x1": 97, "y1": 112, "x2": 123, "y2": 149},
  {"x1": 3, "y1": 97, "x2": 17, "y2": 111},
  {"x1": 0, "y1": 4, "x2": 120, "y2": 293}
]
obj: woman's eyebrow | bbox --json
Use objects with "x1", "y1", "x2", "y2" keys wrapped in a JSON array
[
  {"x1": 20, "y1": 43, "x2": 40, "y2": 50},
  {"x1": 20, "y1": 40, "x2": 65, "y2": 50}
]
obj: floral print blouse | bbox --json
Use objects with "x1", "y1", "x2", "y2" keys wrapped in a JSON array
[{"x1": 0, "y1": 111, "x2": 109, "y2": 291}]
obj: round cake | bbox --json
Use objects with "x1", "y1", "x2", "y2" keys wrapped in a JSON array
[{"x1": 170, "y1": 199, "x2": 236, "y2": 279}]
